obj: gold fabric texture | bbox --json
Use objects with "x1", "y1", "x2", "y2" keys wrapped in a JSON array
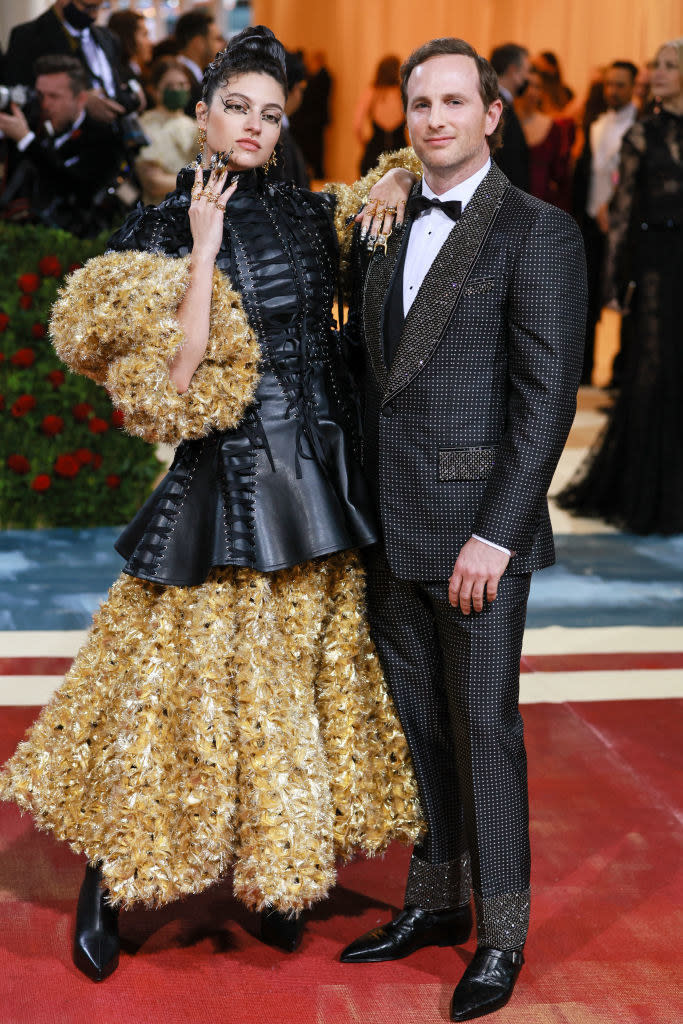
[
  {"x1": 0, "y1": 552, "x2": 422, "y2": 913},
  {"x1": 50, "y1": 251, "x2": 261, "y2": 446}
]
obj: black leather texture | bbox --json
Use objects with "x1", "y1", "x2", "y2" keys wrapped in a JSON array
[{"x1": 109, "y1": 168, "x2": 377, "y2": 585}]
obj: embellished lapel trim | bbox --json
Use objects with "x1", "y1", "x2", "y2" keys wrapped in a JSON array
[
  {"x1": 362, "y1": 181, "x2": 420, "y2": 391},
  {"x1": 385, "y1": 161, "x2": 510, "y2": 402}
]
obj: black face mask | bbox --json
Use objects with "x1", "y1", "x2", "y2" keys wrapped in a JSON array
[
  {"x1": 516, "y1": 79, "x2": 529, "y2": 98},
  {"x1": 63, "y1": 2, "x2": 97, "y2": 31}
]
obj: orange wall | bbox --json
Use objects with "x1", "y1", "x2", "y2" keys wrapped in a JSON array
[{"x1": 254, "y1": 0, "x2": 682, "y2": 182}]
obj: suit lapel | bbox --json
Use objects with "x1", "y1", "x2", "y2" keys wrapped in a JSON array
[
  {"x1": 361, "y1": 191, "x2": 416, "y2": 391},
  {"x1": 385, "y1": 161, "x2": 510, "y2": 402}
]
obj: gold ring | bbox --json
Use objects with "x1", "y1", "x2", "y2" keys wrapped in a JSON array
[
  {"x1": 191, "y1": 186, "x2": 203, "y2": 200},
  {"x1": 384, "y1": 206, "x2": 397, "y2": 214}
]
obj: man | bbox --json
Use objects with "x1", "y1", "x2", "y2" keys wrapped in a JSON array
[
  {"x1": 573, "y1": 61, "x2": 637, "y2": 384},
  {"x1": 4, "y1": 1, "x2": 141, "y2": 126},
  {"x1": 269, "y1": 49, "x2": 310, "y2": 188},
  {"x1": 0, "y1": 55, "x2": 122, "y2": 236},
  {"x1": 174, "y1": 9, "x2": 225, "y2": 113},
  {"x1": 490, "y1": 43, "x2": 530, "y2": 190},
  {"x1": 342, "y1": 38, "x2": 586, "y2": 1021}
]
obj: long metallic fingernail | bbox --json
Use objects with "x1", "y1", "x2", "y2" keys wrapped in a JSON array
[
  {"x1": 195, "y1": 153, "x2": 202, "y2": 165},
  {"x1": 366, "y1": 235, "x2": 377, "y2": 250},
  {"x1": 359, "y1": 228, "x2": 367, "y2": 242},
  {"x1": 395, "y1": 220, "x2": 404, "y2": 232}
]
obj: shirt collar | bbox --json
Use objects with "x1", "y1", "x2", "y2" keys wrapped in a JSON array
[
  {"x1": 422, "y1": 158, "x2": 491, "y2": 211},
  {"x1": 178, "y1": 55, "x2": 203, "y2": 83}
]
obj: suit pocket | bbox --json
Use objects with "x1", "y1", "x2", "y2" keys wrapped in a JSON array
[
  {"x1": 438, "y1": 446, "x2": 497, "y2": 481},
  {"x1": 462, "y1": 277, "x2": 495, "y2": 296}
]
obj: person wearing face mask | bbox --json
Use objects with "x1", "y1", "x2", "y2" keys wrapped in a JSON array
[
  {"x1": 135, "y1": 58, "x2": 198, "y2": 206},
  {"x1": 5, "y1": 2, "x2": 142, "y2": 127},
  {"x1": 0, "y1": 26, "x2": 423, "y2": 983}
]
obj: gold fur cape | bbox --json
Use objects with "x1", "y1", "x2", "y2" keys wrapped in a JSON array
[
  {"x1": 50, "y1": 250, "x2": 261, "y2": 447},
  {"x1": 0, "y1": 553, "x2": 423, "y2": 912}
]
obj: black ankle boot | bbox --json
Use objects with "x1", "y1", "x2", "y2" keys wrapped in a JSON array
[
  {"x1": 73, "y1": 864, "x2": 120, "y2": 981},
  {"x1": 259, "y1": 909, "x2": 304, "y2": 952}
]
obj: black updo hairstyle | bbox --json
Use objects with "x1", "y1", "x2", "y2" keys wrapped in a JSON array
[{"x1": 201, "y1": 25, "x2": 288, "y2": 106}]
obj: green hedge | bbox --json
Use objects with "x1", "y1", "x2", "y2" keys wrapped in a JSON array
[{"x1": 0, "y1": 224, "x2": 161, "y2": 527}]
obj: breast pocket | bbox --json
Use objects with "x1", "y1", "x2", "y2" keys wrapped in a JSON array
[{"x1": 462, "y1": 277, "x2": 495, "y2": 297}]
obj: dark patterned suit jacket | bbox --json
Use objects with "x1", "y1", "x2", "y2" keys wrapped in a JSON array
[{"x1": 357, "y1": 161, "x2": 587, "y2": 581}]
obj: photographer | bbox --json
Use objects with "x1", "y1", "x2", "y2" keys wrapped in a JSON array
[
  {"x1": 5, "y1": 2, "x2": 143, "y2": 126},
  {"x1": 0, "y1": 55, "x2": 123, "y2": 236}
]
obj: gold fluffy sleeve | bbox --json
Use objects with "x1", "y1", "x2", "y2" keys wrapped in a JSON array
[
  {"x1": 50, "y1": 250, "x2": 261, "y2": 446},
  {"x1": 322, "y1": 147, "x2": 423, "y2": 272}
]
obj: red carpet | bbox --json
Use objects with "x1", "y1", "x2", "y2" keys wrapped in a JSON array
[{"x1": 1, "y1": 700, "x2": 681, "y2": 1024}]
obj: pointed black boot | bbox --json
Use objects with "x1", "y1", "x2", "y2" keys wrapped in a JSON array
[
  {"x1": 73, "y1": 864, "x2": 120, "y2": 981},
  {"x1": 259, "y1": 909, "x2": 304, "y2": 952}
]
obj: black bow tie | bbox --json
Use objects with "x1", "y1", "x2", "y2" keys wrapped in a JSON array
[{"x1": 407, "y1": 193, "x2": 462, "y2": 222}]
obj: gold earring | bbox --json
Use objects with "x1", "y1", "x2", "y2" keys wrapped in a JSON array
[
  {"x1": 264, "y1": 149, "x2": 278, "y2": 172},
  {"x1": 197, "y1": 127, "x2": 207, "y2": 149}
]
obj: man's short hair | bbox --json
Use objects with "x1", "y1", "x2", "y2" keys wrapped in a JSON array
[
  {"x1": 33, "y1": 55, "x2": 89, "y2": 94},
  {"x1": 400, "y1": 38, "x2": 502, "y2": 153},
  {"x1": 175, "y1": 10, "x2": 214, "y2": 50},
  {"x1": 490, "y1": 43, "x2": 529, "y2": 78},
  {"x1": 609, "y1": 60, "x2": 638, "y2": 81}
]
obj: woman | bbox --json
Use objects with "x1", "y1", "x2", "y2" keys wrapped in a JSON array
[
  {"x1": 0, "y1": 27, "x2": 422, "y2": 980},
  {"x1": 558, "y1": 39, "x2": 683, "y2": 534},
  {"x1": 354, "y1": 55, "x2": 406, "y2": 176},
  {"x1": 516, "y1": 66, "x2": 572, "y2": 210},
  {"x1": 136, "y1": 58, "x2": 198, "y2": 205}
]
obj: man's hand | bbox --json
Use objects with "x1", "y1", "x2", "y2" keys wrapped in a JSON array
[
  {"x1": 85, "y1": 90, "x2": 125, "y2": 123},
  {"x1": 448, "y1": 537, "x2": 510, "y2": 614},
  {"x1": 0, "y1": 103, "x2": 30, "y2": 142}
]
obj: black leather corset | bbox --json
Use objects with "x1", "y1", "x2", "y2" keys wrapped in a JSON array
[{"x1": 111, "y1": 169, "x2": 377, "y2": 585}]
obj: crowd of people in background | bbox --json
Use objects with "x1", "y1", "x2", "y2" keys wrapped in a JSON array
[{"x1": 0, "y1": 4, "x2": 681, "y2": 534}]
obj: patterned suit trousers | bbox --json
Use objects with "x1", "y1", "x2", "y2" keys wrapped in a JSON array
[{"x1": 365, "y1": 544, "x2": 532, "y2": 949}]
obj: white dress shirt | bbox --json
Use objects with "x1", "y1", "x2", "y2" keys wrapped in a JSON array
[
  {"x1": 401, "y1": 158, "x2": 511, "y2": 558},
  {"x1": 586, "y1": 103, "x2": 637, "y2": 217},
  {"x1": 63, "y1": 20, "x2": 117, "y2": 99}
]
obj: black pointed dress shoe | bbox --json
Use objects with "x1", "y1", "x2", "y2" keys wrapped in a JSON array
[
  {"x1": 73, "y1": 864, "x2": 120, "y2": 982},
  {"x1": 259, "y1": 909, "x2": 304, "y2": 952},
  {"x1": 340, "y1": 904, "x2": 472, "y2": 963},
  {"x1": 449, "y1": 946, "x2": 524, "y2": 1021}
]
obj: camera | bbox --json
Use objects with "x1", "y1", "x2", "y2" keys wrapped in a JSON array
[{"x1": 0, "y1": 84, "x2": 38, "y2": 112}]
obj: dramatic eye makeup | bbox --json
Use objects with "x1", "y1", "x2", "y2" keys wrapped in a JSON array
[{"x1": 219, "y1": 92, "x2": 283, "y2": 125}]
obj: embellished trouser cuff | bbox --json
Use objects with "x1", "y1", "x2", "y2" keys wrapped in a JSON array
[
  {"x1": 404, "y1": 851, "x2": 471, "y2": 910},
  {"x1": 473, "y1": 889, "x2": 530, "y2": 950}
]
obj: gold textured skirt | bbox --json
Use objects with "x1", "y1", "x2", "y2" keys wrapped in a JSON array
[{"x1": 0, "y1": 551, "x2": 421, "y2": 912}]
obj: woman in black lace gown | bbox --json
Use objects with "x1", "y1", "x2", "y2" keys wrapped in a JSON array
[
  {"x1": 0, "y1": 27, "x2": 422, "y2": 980},
  {"x1": 558, "y1": 39, "x2": 683, "y2": 534}
]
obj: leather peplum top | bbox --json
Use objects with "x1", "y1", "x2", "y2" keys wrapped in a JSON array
[{"x1": 109, "y1": 167, "x2": 377, "y2": 586}]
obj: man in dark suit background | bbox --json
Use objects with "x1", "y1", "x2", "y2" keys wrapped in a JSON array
[
  {"x1": 174, "y1": 9, "x2": 225, "y2": 115},
  {"x1": 490, "y1": 42, "x2": 530, "y2": 191},
  {"x1": 0, "y1": 55, "x2": 122, "y2": 235},
  {"x1": 341, "y1": 37, "x2": 586, "y2": 1022},
  {"x1": 4, "y1": 1, "x2": 141, "y2": 125}
]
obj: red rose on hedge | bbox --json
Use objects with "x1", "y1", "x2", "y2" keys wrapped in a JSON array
[
  {"x1": 18, "y1": 273, "x2": 40, "y2": 294},
  {"x1": 105, "y1": 474, "x2": 121, "y2": 488},
  {"x1": 7, "y1": 454, "x2": 30, "y2": 474},
  {"x1": 38, "y1": 255, "x2": 62, "y2": 278},
  {"x1": 72, "y1": 402, "x2": 93, "y2": 421},
  {"x1": 68, "y1": 262, "x2": 82, "y2": 273},
  {"x1": 19, "y1": 295, "x2": 33, "y2": 310},
  {"x1": 55, "y1": 454, "x2": 80, "y2": 478},
  {"x1": 31, "y1": 474, "x2": 51, "y2": 492},
  {"x1": 41, "y1": 415, "x2": 64, "y2": 436},
  {"x1": 11, "y1": 348, "x2": 36, "y2": 367},
  {"x1": 75, "y1": 448, "x2": 94, "y2": 465},
  {"x1": 11, "y1": 394, "x2": 36, "y2": 417},
  {"x1": 47, "y1": 369, "x2": 65, "y2": 389},
  {"x1": 111, "y1": 409, "x2": 125, "y2": 428},
  {"x1": 31, "y1": 323, "x2": 47, "y2": 339},
  {"x1": 93, "y1": 453, "x2": 103, "y2": 469},
  {"x1": 0, "y1": 395, "x2": 4, "y2": 410},
  {"x1": 88, "y1": 417, "x2": 109, "y2": 434},
  {"x1": 0, "y1": 312, "x2": 9, "y2": 332}
]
